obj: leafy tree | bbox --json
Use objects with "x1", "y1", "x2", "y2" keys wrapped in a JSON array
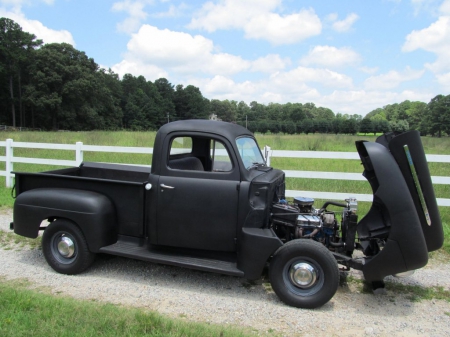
[
  {"x1": 256, "y1": 120, "x2": 269, "y2": 134},
  {"x1": 284, "y1": 102, "x2": 305, "y2": 124},
  {"x1": 365, "y1": 107, "x2": 385, "y2": 120},
  {"x1": 0, "y1": 17, "x2": 42, "y2": 126},
  {"x1": 268, "y1": 121, "x2": 280, "y2": 134},
  {"x1": 389, "y1": 120, "x2": 409, "y2": 133},
  {"x1": 359, "y1": 118, "x2": 373, "y2": 134},
  {"x1": 302, "y1": 119, "x2": 314, "y2": 135},
  {"x1": 28, "y1": 43, "x2": 122, "y2": 130},
  {"x1": 154, "y1": 77, "x2": 175, "y2": 126},
  {"x1": 266, "y1": 103, "x2": 283, "y2": 122},
  {"x1": 314, "y1": 119, "x2": 330, "y2": 133},
  {"x1": 301, "y1": 102, "x2": 316, "y2": 119},
  {"x1": 316, "y1": 107, "x2": 334, "y2": 120},
  {"x1": 406, "y1": 101, "x2": 427, "y2": 131},
  {"x1": 121, "y1": 74, "x2": 165, "y2": 130},
  {"x1": 249, "y1": 101, "x2": 266, "y2": 121},
  {"x1": 210, "y1": 99, "x2": 237, "y2": 122},
  {"x1": 174, "y1": 84, "x2": 209, "y2": 120},
  {"x1": 427, "y1": 94, "x2": 450, "y2": 137},
  {"x1": 284, "y1": 123, "x2": 296, "y2": 134},
  {"x1": 341, "y1": 118, "x2": 358, "y2": 135}
]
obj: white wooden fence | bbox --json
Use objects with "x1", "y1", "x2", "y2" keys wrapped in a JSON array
[{"x1": 1, "y1": 139, "x2": 449, "y2": 207}]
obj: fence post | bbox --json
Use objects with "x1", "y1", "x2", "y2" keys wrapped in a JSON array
[
  {"x1": 5, "y1": 138, "x2": 13, "y2": 188},
  {"x1": 76, "y1": 142, "x2": 83, "y2": 166},
  {"x1": 264, "y1": 145, "x2": 271, "y2": 167}
]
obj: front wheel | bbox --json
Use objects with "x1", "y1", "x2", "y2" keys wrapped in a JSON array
[
  {"x1": 42, "y1": 219, "x2": 95, "y2": 275},
  {"x1": 269, "y1": 239, "x2": 339, "y2": 309}
]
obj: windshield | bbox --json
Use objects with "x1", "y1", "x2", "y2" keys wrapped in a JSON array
[{"x1": 236, "y1": 137, "x2": 266, "y2": 170}]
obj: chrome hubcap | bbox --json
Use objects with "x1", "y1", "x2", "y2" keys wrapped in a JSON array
[
  {"x1": 289, "y1": 262, "x2": 318, "y2": 288},
  {"x1": 57, "y1": 236, "x2": 75, "y2": 258}
]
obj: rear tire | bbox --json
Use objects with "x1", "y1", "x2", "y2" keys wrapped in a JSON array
[
  {"x1": 269, "y1": 239, "x2": 339, "y2": 309},
  {"x1": 42, "y1": 219, "x2": 95, "y2": 275}
]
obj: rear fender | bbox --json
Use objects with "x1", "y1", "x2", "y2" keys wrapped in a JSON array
[
  {"x1": 355, "y1": 132, "x2": 443, "y2": 282},
  {"x1": 13, "y1": 188, "x2": 117, "y2": 252}
]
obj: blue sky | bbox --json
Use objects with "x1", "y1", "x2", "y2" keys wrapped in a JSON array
[{"x1": 2, "y1": 0, "x2": 450, "y2": 116}]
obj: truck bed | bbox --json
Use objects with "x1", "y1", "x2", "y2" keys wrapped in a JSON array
[
  {"x1": 13, "y1": 162, "x2": 151, "y2": 237},
  {"x1": 45, "y1": 162, "x2": 151, "y2": 183}
]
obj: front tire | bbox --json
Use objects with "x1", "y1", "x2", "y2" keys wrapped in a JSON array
[
  {"x1": 269, "y1": 239, "x2": 339, "y2": 309},
  {"x1": 42, "y1": 219, "x2": 95, "y2": 275}
]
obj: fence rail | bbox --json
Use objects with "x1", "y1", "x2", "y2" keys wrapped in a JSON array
[{"x1": 1, "y1": 139, "x2": 449, "y2": 206}]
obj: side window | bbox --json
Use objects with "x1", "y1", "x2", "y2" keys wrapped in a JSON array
[
  {"x1": 211, "y1": 140, "x2": 232, "y2": 172},
  {"x1": 168, "y1": 137, "x2": 204, "y2": 171},
  {"x1": 170, "y1": 137, "x2": 192, "y2": 155}
]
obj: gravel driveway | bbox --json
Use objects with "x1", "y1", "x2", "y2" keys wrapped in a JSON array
[{"x1": 1, "y1": 208, "x2": 449, "y2": 336}]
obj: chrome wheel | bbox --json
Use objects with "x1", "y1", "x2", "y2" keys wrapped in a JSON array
[
  {"x1": 289, "y1": 261, "x2": 318, "y2": 288},
  {"x1": 283, "y1": 257, "x2": 324, "y2": 296},
  {"x1": 51, "y1": 231, "x2": 77, "y2": 264},
  {"x1": 43, "y1": 219, "x2": 95, "y2": 275},
  {"x1": 57, "y1": 236, "x2": 75, "y2": 258},
  {"x1": 269, "y1": 240, "x2": 339, "y2": 308}
]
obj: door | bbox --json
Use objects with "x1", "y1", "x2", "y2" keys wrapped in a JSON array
[{"x1": 155, "y1": 135, "x2": 240, "y2": 252}]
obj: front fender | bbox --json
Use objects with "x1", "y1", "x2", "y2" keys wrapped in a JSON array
[{"x1": 13, "y1": 188, "x2": 117, "y2": 252}]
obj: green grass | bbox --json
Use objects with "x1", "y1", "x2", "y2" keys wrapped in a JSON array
[
  {"x1": 1, "y1": 131, "x2": 449, "y2": 335},
  {"x1": 0, "y1": 229, "x2": 42, "y2": 250},
  {"x1": 0, "y1": 279, "x2": 251, "y2": 337},
  {"x1": 1, "y1": 131, "x2": 449, "y2": 254},
  {"x1": 344, "y1": 275, "x2": 450, "y2": 303}
]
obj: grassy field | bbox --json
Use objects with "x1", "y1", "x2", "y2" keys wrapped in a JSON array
[
  {"x1": 0, "y1": 130, "x2": 449, "y2": 253},
  {"x1": 0, "y1": 130, "x2": 449, "y2": 336},
  {"x1": 0, "y1": 279, "x2": 251, "y2": 337}
]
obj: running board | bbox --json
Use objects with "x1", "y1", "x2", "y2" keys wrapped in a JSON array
[{"x1": 99, "y1": 240, "x2": 244, "y2": 277}]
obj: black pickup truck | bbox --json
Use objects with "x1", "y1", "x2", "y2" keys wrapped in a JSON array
[{"x1": 11, "y1": 120, "x2": 443, "y2": 308}]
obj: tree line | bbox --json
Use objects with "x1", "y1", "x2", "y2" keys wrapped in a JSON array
[{"x1": 1, "y1": 17, "x2": 449, "y2": 136}]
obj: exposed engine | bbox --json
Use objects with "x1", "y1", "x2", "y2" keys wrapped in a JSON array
[{"x1": 270, "y1": 197, "x2": 359, "y2": 255}]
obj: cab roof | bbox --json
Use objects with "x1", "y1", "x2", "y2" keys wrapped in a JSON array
[{"x1": 157, "y1": 120, "x2": 253, "y2": 140}]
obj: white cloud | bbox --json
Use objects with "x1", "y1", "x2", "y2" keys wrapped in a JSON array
[
  {"x1": 244, "y1": 10, "x2": 322, "y2": 45},
  {"x1": 440, "y1": 0, "x2": 450, "y2": 14},
  {"x1": 359, "y1": 66, "x2": 379, "y2": 74},
  {"x1": 325, "y1": 13, "x2": 338, "y2": 22},
  {"x1": 112, "y1": 25, "x2": 250, "y2": 77},
  {"x1": 188, "y1": 0, "x2": 321, "y2": 45},
  {"x1": 191, "y1": 75, "x2": 321, "y2": 104},
  {"x1": 188, "y1": 0, "x2": 281, "y2": 32},
  {"x1": 436, "y1": 71, "x2": 450, "y2": 90},
  {"x1": 114, "y1": 25, "x2": 299, "y2": 79},
  {"x1": 192, "y1": 76, "x2": 258, "y2": 98},
  {"x1": 364, "y1": 67, "x2": 424, "y2": 90},
  {"x1": 0, "y1": 9, "x2": 75, "y2": 45},
  {"x1": 112, "y1": 59, "x2": 168, "y2": 80},
  {"x1": 250, "y1": 54, "x2": 290, "y2": 73},
  {"x1": 0, "y1": 0, "x2": 54, "y2": 8},
  {"x1": 189, "y1": 74, "x2": 434, "y2": 116},
  {"x1": 300, "y1": 45, "x2": 361, "y2": 68},
  {"x1": 402, "y1": 15, "x2": 450, "y2": 72},
  {"x1": 270, "y1": 67, "x2": 353, "y2": 90},
  {"x1": 410, "y1": 0, "x2": 441, "y2": 16},
  {"x1": 319, "y1": 89, "x2": 432, "y2": 115},
  {"x1": 331, "y1": 13, "x2": 359, "y2": 32},
  {"x1": 151, "y1": 3, "x2": 187, "y2": 18},
  {"x1": 111, "y1": 0, "x2": 154, "y2": 34}
]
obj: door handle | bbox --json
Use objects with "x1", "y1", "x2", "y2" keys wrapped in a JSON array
[{"x1": 160, "y1": 184, "x2": 175, "y2": 189}]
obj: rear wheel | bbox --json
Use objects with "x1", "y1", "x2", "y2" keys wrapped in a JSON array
[
  {"x1": 269, "y1": 239, "x2": 339, "y2": 309},
  {"x1": 42, "y1": 219, "x2": 95, "y2": 275}
]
